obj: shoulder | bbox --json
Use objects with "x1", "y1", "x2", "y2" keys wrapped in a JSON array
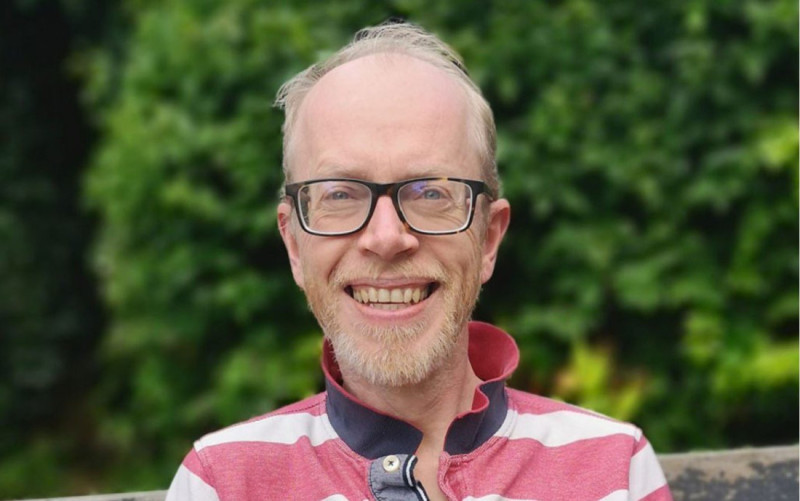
[
  {"x1": 504, "y1": 388, "x2": 644, "y2": 446},
  {"x1": 168, "y1": 392, "x2": 362, "y2": 500},
  {"x1": 484, "y1": 388, "x2": 671, "y2": 501},
  {"x1": 193, "y1": 392, "x2": 332, "y2": 452}
]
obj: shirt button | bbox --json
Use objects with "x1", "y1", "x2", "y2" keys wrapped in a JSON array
[{"x1": 382, "y1": 455, "x2": 401, "y2": 472}]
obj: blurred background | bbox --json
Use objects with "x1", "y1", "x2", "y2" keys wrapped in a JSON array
[{"x1": 1, "y1": 0, "x2": 797, "y2": 497}]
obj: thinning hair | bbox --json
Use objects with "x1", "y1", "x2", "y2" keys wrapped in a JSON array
[{"x1": 274, "y1": 22, "x2": 500, "y2": 198}]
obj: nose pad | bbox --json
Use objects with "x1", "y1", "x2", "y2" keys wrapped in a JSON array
[{"x1": 357, "y1": 196, "x2": 418, "y2": 259}]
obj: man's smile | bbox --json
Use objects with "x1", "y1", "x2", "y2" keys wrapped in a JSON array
[{"x1": 346, "y1": 283, "x2": 438, "y2": 310}]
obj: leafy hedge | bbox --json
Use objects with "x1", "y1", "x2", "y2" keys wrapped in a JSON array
[{"x1": 4, "y1": 0, "x2": 797, "y2": 496}]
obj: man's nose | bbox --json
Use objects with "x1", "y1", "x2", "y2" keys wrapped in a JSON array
[{"x1": 357, "y1": 196, "x2": 419, "y2": 260}]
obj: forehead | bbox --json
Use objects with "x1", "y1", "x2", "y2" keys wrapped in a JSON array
[{"x1": 289, "y1": 54, "x2": 480, "y2": 181}]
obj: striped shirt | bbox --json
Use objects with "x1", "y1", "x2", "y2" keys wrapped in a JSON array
[{"x1": 166, "y1": 322, "x2": 672, "y2": 500}]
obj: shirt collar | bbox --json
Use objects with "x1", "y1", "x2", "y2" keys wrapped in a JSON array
[{"x1": 322, "y1": 321, "x2": 519, "y2": 459}]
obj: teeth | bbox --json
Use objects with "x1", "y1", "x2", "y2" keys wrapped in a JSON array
[{"x1": 351, "y1": 285, "x2": 431, "y2": 305}]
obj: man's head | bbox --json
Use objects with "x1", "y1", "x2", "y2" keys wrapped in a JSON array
[{"x1": 275, "y1": 22, "x2": 510, "y2": 387}]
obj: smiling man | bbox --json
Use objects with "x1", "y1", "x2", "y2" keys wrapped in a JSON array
[{"x1": 166, "y1": 22, "x2": 672, "y2": 501}]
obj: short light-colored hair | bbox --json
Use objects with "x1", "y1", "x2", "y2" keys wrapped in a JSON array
[{"x1": 274, "y1": 21, "x2": 500, "y2": 198}]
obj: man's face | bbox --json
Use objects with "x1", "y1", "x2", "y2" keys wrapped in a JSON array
[{"x1": 278, "y1": 54, "x2": 509, "y2": 387}]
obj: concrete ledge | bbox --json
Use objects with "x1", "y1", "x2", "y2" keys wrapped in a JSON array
[
  {"x1": 660, "y1": 445, "x2": 798, "y2": 501},
  {"x1": 18, "y1": 445, "x2": 799, "y2": 501}
]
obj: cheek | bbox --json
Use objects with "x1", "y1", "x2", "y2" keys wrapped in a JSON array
[
  {"x1": 434, "y1": 233, "x2": 484, "y2": 282},
  {"x1": 297, "y1": 238, "x2": 349, "y2": 282},
  {"x1": 463, "y1": 229, "x2": 486, "y2": 266}
]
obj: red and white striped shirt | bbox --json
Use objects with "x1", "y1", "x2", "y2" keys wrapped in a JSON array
[{"x1": 167, "y1": 322, "x2": 672, "y2": 500}]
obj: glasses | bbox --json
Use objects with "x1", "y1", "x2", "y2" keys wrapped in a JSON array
[{"x1": 283, "y1": 177, "x2": 492, "y2": 236}]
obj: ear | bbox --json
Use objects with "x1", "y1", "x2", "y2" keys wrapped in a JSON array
[
  {"x1": 277, "y1": 201, "x2": 305, "y2": 289},
  {"x1": 480, "y1": 198, "x2": 511, "y2": 284}
]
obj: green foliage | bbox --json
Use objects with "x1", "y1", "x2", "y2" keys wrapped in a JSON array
[
  {"x1": 464, "y1": 0, "x2": 798, "y2": 451},
  {"x1": 3, "y1": 0, "x2": 796, "y2": 496}
]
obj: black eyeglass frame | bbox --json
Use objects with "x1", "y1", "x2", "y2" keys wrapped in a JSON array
[{"x1": 283, "y1": 177, "x2": 493, "y2": 236}]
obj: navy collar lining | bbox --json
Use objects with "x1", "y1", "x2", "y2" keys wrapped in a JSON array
[{"x1": 323, "y1": 322, "x2": 518, "y2": 459}]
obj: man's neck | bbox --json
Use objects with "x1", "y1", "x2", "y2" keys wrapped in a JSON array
[{"x1": 339, "y1": 335, "x2": 482, "y2": 447}]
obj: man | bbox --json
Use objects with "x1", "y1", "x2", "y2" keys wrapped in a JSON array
[{"x1": 166, "y1": 22, "x2": 672, "y2": 501}]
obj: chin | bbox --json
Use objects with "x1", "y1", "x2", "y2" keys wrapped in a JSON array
[{"x1": 328, "y1": 309, "x2": 462, "y2": 386}]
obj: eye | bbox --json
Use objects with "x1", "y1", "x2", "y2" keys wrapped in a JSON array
[
  {"x1": 328, "y1": 190, "x2": 351, "y2": 200},
  {"x1": 406, "y1": 181, "x2": 448, "y2": 200},
  {"x1": 320, "y1": 183, "x2": 363, "y2": 201},
  {"x1": 421, "y1": 188, "x2": 443, "y2": 200}
]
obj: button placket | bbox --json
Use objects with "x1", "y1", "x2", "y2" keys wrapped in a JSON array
[{"x1": 369, "y1": 454, "x2": 427, "y2": 501}]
